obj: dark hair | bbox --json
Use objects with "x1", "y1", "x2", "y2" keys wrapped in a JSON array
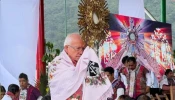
[
  {"x1": 8, "y1": 84, "x2": 19, "y2": 95},
  {"x1": 118, "y1": 95, "x2": 134, "y2": 100},
  {"x1": 19, "y1": 73, "x2": 28, "y2": 81},
  {"x1": 127, "y1": 57, "x2": 136, "y2": 63},
  {"x1": 136, "y1": 94, "x2": 151, "y2": 100},
  {"x1": 165, "y1": 69, "x2": 172, "y2": 75},
  {"x1": 41, "y1": 95, "x2": 51, "y2": 100},
  {"x1": 0, "y1": 85, "x2": 6, "y2": 92},
  {"x1": 122, "y1": 56, "x2": 129, "y2": 64},
  {"x1": 104, "y1": 67, "x2": 114, "y2": 75}
]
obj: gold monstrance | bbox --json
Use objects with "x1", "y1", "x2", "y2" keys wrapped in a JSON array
[{"x1": 78, "y1": 0, "x2": 109, "y2": 47}]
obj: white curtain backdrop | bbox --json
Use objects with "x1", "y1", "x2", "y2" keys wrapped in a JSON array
[
  {"x1": 119, "y1": 0, "x2": 145, "y2": 19},
  {"x1": 0, "y1": 0, "x2": 39, "y2": 89}
]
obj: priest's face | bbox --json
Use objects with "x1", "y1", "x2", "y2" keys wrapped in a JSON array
[
  {"x1": 19, "y1": 78, "x2": 28, "y2": 89},
  {"x1": 65, "y1": 38, "x2": 85, "y2": 65}
]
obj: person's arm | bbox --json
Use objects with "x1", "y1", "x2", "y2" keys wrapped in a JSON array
[
  {"x1": 162, "y1": 85, "x2": 170, "y2": 91},
  {"x1": 37, "y1": 96, "x2": 43, "y2": 100},
  {"x1": 146, "y1": 72, "x2": 151, "y2": 93},
  {"x1": 33, "y1": 88, "x2": 42, "y2": 99},
  {"x1": 162, "y1": 84, "x2": 175, "y2": 91},
  {"x1": 120, "y1": 73, "x2": 128, "y2": 89},
  {"x1": 116, "y1": 88, "x2": 124, "y2": 100},
  {"x1": 160, "y1": 78, "x2": 169, "y2": 90},
  {"x1": 145, "y1": 86, "x2": 150, "y2": 94}
]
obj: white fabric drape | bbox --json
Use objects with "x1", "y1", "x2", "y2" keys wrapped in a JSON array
[
  {"x1": 119, "y1": 0, "x2": 145, "y2": 19},
  {"x1": 0, "y1": 0, "x2": 39, "y2": 89}
]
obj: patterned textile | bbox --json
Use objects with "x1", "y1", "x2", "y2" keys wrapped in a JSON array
[
  {"x1": 67, "y1": 85, "x2": 83, "y2": 100},
  {"x1": 112, "y1": 79, "x2": 125, "y2": 99},
  {"x1": 19, "y1": 85, "x2": 41, "y2": 100},
  {"x1": 48, "y1": 47, "x2": 113, "y2": 100},
  {"x1": 122, "y1": 65, "x2": 149, "y2": 98}
]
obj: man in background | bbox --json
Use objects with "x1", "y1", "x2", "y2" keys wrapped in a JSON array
[
  {"x1": 104, "y1": 67, "x2": 125, "y2": 100},
  {"x1": 19, "y1": 73, "x2": 42, "y2": 100},
  {"x1": 122, "y1": 57, "x2": 151, "y2": 98}
]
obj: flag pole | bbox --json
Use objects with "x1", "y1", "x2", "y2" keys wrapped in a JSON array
[
  {"x1": 0, "y1": 84, "x2": 1, "y2": 96},
  {"x1": 65, "y1": 0, "x2": 67, "y2": 36},
  {"x1": 161, "y1": 0, "x2": 166, "y2": 23},
  {"x1": 36, "y1": 0, "x2": 45, "y2": 81}
]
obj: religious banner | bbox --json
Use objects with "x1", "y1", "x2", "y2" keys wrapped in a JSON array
[{"x1": 99, "y1": 14, "x2": 173, "y2": 78}]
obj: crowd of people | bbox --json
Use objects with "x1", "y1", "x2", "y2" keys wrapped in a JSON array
[
  {"x1": 1, "y1": 33, "x2": 175, "y2": 100},
  {"x1": 0, "y1": 73, "x2": 45, "y2": 100}
]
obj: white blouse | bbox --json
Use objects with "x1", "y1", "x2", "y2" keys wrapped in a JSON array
[{"x1": 2, "y1": 95, "x2": 12, "y2": 100}]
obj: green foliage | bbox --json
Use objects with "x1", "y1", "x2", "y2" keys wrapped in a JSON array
[
  {"x1": 173, "y1": 50, "x2": 175, "y2": 59},
  {"x1": 39, "y1": 73, "x2": 48, "y2": 96},
  {"x1": 39, "y1": 42, "x2": 60, "y2": 96},
  {"x1": 42, "y1": 42, "x2": 60, "y2": 64}
]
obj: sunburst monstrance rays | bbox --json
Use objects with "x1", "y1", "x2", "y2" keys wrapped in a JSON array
[{"x1": 78, "y1": 0, "x2": 109, "y2": 47}]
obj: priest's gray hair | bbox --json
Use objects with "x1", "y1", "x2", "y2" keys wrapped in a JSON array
[{"x1": 64, "y1": 33, "x2": 80, "y2": 46}]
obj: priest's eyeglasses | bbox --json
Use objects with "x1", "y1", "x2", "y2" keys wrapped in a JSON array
[{"x1": 68, "y1": 45, "x2": 85, "y2": 52}]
